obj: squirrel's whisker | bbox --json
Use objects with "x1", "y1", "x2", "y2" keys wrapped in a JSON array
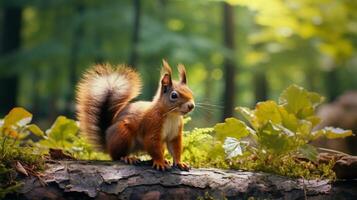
[
  {"x1": 163, "y1": 107, "x2": 179, "y2": 116},
  {"x1": 196, "y1": 102, "x2": 223, "y2": 108},
  {"x1": 195, "y1": 109, "x2": 214, "y2": 116},
  {"x1": 195, "y1": 105, "x2": 219, "y2": 112}
]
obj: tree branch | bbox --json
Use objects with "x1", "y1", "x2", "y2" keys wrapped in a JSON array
[{"x1": 11, "y1": 160, "x2": 357, "y2": 199}]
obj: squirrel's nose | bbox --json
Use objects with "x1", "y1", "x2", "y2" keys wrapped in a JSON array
[{"x1": 187, "y1": 103, "x2": 195, "y2": 111}]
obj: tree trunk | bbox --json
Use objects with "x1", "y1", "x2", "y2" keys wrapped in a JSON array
[
  {"x1": 325, "y1": 68, "x2": 340, "y2": 101},
  {"x1": 253, "y1": 69, "x2": 268, "y2": 103},
  {"x1": 222, "y1": 2, "x2": 236, "y2": 121},
  {"x1": 11, "y1": 160, "x2": 357, "y2": 200},
  {"x1": 128, "y1": 0, "x2": 142, "y2": 68},
  {"x1": 64, "y1": 4, "x2": 85, "y2": 118},
  {"x1": 0, "y1": 6, "x2": 22, "y2": 115}
]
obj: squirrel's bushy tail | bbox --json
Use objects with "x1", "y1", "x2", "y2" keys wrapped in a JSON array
[{"x1": 76, "y1": 64, "x2": 141, "y2": 151}]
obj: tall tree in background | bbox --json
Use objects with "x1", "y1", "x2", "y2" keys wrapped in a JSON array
[
  {"x1": 65, "y1": 4, "x2": 85, "y2": 117},
  {"x1": 325, "y1": 68, "x2": 340, "y2": 101},
  {"x1": 128, "y1": 0, "x2": 142, "y2": 68},
  {"x1": 68, "y1": 5, "x2": 84, "y2": 89},
  {"x1": 222, "y1": 2, "x2": 236, "y2": 120},
  {"x1": 0, "y1": 6, "x2": 22, "y2": 115},
  {"x1": 254, "y1": 68, "x2": 268, "y2": 103}
]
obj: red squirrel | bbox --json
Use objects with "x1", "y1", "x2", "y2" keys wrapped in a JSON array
[{"x1": 76, "y1": 60, "x2": 195, "y2": 171}]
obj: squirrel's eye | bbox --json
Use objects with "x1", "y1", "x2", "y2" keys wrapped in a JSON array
[{"x1": 170, "y1": 91, "x2": 179, "y2": 101}]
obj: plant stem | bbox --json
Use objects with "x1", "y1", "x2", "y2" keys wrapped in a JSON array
[{"x1": 1, "y1": 136, "x2": 8, "y2": 159}]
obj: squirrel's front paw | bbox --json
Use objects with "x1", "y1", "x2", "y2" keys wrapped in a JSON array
[
  {"x1": 152, "y1": 160, "x2": 171, "y2": 171},
  {"x1": 174, "y1": 162, "x2": 190, "y2": 171}
]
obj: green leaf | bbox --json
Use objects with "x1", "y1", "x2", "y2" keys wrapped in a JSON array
[
  {"x1": 279, "y1": 85, "x2": 323, "y2": 117},
  {"x1": 312, "y1": 127, "x2": 353, "y2": 139},
  {"x1": 278, "y1": 106, "x2": 299, "y2": 131},
  {"x1": 299, "y1": 144, "x2": 318, "y2": 161},
  {"x1": 236, "y1": 107, "x2": 255, "y2": 126},
  {"x1": 223, "y1": 137, "x2": 248, "y2": 158},
  {"x1": 306, "y1": 116, "x2": 321, "y2": 127},
  {"x1": 27, "y1": 124, "x2": 44, "y2": 137},
  {"x1": 214, "y1": 118, "x2": 250, "y2": 141},
  {"x1": 3, "y1": 107, "x2": 32, "y2": 127},
  {"x1": 307, "y1": 92, "x2": 325, "y2": 107},
  {"x1": 236, "y1": 107, "x2": 253, "y2": 119},
  {"x1": 258, "y1": 122, "x2": 295, "y2": 154},
  {"x1": 45, "y1": 116, "x2": 79, "y2": 143},
  {"x1": 297, "y1": 120, "x2": 313, "y2": 137},
  {"x1": 254, "y1": 101, "x2": 282, "y2": 128}
]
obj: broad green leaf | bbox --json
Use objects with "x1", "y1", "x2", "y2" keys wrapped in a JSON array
[
  {"x1": 279, "y1": 85, "x2": 310, "y2": 114},
  {"x1": 296, "y1": 120, "x2": 313, "y2": 137},
  {"x1": 298, "y1": 106, "x2": 315, "y2": 119},
  {"x1": 45, "y1": 116, "x2": 79, "y2": 143},
  {"x1": 214, "y1": 118, "x2": 250, "y2": 141},
  {"x1": 278, "y1": 106, "x2": 298, "y2": 132},
  {"x1": 312, "y1": 127, "x2": 353, "y2": 139},
  {"x1": 236, "y1": 107, "x2": 261, "y2": 132},
  {"x1": 325, "y1": 127, "x2": 353, "y2": 139},
  {"x1": 3, "y1": 107, "x2": 32, "y2": 127},
  {"x1": 308, "y1": 92, "x2": 325, "y2": 107},
  {"x1": 258, "y1": 122, "x2": 295, "y2": 154},
  {"x1": 279, "y1": 85, "x2": 323, "y2": 117},
  {"x1": 223, "y1": 137, "x2": 247, "y2": 158},
  {"x1": 306, "y1": 116, "x2": 321, "y2": 127},
  {"x1": 299, "y1": 144, "x2": 318, "y2": 162},
  {"x1": 254, "y1": 101, "x2": 282, "y2": 127},
  {"x1": 27, "y1": 124, "x2": 44, "y2": 137},
  {"x1": 236, "y1": 107, "x2": 254, "y2": 123},
  {"x1": 274, "y1": 124, "x2": 295, "y2": 137}
]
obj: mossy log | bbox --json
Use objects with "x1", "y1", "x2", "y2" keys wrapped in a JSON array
[{"x1": 9, "y1": 160, "x2": 357, "y2": 200}]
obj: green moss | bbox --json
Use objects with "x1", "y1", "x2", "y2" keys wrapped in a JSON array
[
  {"x1": 0, "y1": 138, "x2": 45, "y2": 199},
  {"x1": 231, "y1": 153, "x2": 336, "y2": 180}
]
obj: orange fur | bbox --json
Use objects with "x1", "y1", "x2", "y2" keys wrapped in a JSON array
[{"x1": 76, "y1": 61, "x2": 194, "y2": 171}]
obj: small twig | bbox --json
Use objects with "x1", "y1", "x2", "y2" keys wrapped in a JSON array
[
  {"x1": 22, "y1": 163, "x2": 47, "y2": 186},
  {"x1": 317, "y1": 147, "x2": 349, "y2": 156}
]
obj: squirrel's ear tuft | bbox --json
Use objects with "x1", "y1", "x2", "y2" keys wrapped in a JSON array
[
  {"x1": 161, "y1": 73, "x2": 172, "y2": 86},
  {"x1": 161, "y1": 74, "x2": 172, "y2": 93},
  {"x1": 161, "y1": 60, "x2": 172, "y2": 92},
  {"x1": 162, "y1": 59, "x2": 172, "y2": 75},
  {"x1": 177, "y1": 64, "x2": 187, "y2": 84}
]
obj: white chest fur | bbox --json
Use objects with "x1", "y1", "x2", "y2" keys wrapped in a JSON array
[{"x1": 161, "y1": 114, "x2": 182, "y2": 142}]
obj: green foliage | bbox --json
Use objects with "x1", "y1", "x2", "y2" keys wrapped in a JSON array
[
  {"x1": 182, "y1": 127, "x2": 227, "y2": 168},
  {"x1": 0, "y1": 108, "x2": 45, "y2": 199},
  {"x1": 0, "y1": 107, "x2": 109, "y2": 198},
  {"x1": 37, "y1": 116, "x2": 109, "y2": 160},
  {"x1": 214, "y1": 85, "x2": 353, "y2": 179},
  {"x1": 39, "y1": 116, "x2": 79, "y2": 149},
  {"x1": 162, "y1": 117, "x2": 227, "y2": 168}
]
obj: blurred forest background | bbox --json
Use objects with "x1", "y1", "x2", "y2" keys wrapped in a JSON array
[{"x1": 0, "y1": 0, "x2": 356, "y2": 135}]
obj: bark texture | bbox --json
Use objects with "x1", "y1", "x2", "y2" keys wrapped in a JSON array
[{"x1": 12, "y1": 160, "x2": 357, "y2": 200}]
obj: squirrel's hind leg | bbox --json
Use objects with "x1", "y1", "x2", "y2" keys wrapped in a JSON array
[
  {"x1": 106, "y1": 120, "x2": 138, "y2": 162},
  {"x1": 120, "y1": 156, "x2": 141, "y2": 165}
]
